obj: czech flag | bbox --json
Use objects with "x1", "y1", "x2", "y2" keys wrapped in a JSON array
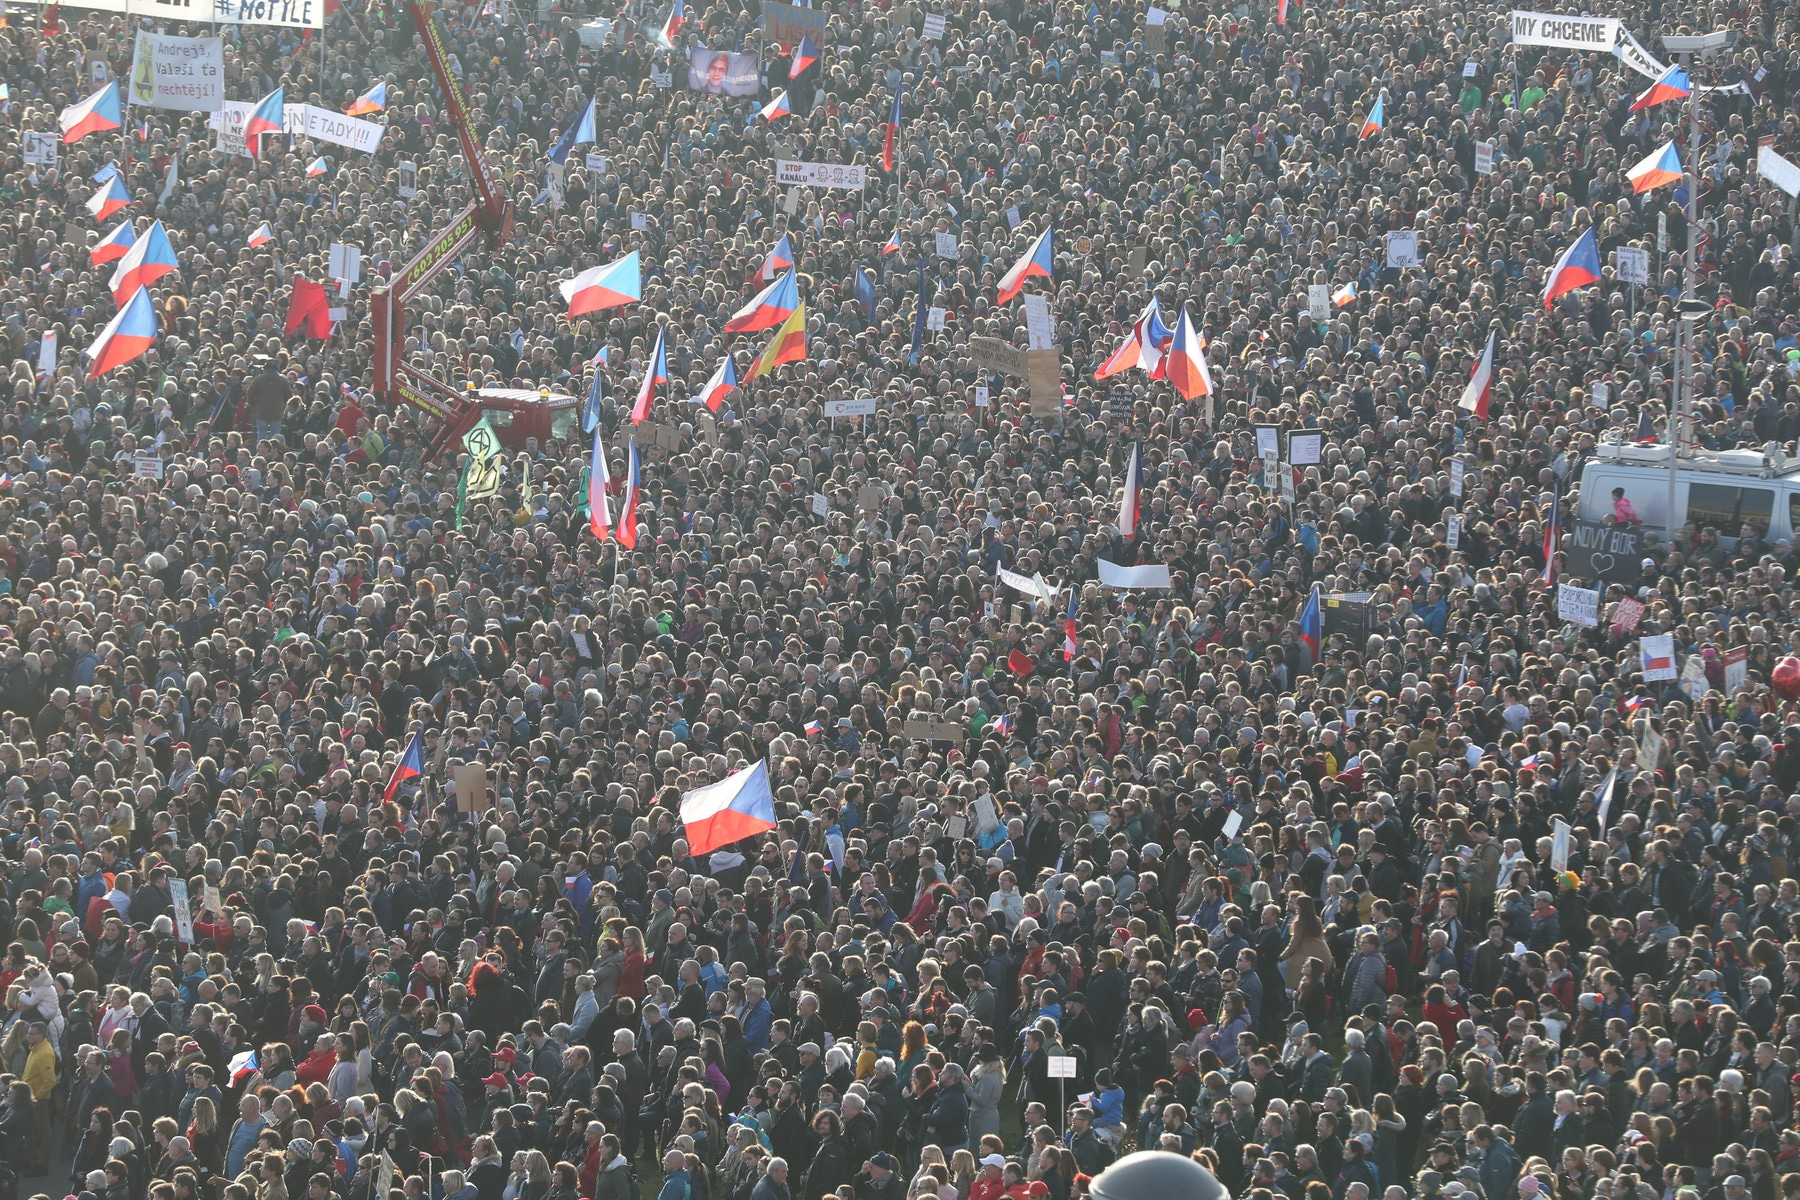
[
  {"x1": 247, "y1": 222, "x2": 274, "y2": 249},
  {"x1": 679, "y1": 760, "x2": 778, "y2": 856},
  {"x1": 346, "y1": 80, "x2": 387, "y2": 116},
  {"x1": 1623, "y1": 694, "x2": 1653, "y2": 713},
  {"x1": 1332, "y1": 281, "x2": 1358, "y2": 307},
  {"x1": 229, "y1": 1050, "x2": 260, "y2": 1086},
  {"x1": 745, "y1": 303, "x2": 807, "y2": 382},
  {"x1": 1458, "y1": 327, "x2": 1497, "y2": 420},
  {"x1": 549, "y1": 96, "x2": 598, "y2": 164},
  {"x1": 1063, "y1": 587, "x2": 1079, "y2": 660},
  {"x1": 1298, "y1": 583, "x2": 1322, "y2": 665},
  {"x1": 1118, "y1": 441, "x2": 1142, "y2": 538},
  {"x1": 244, "y1": 86, "x2": 285, "y2": 161},
  {"x1": 584, "y1": 349, "x2": 607, "y2": 432},
  {"x1": 59, "y1": 81, "x2": 121, "y2": 144},
  {"x1": 756, "y1": 233, "x2": 795, "y2": 282},
  {"x1": 756, "y1": 89, "x2": 792, "y2": 123},
  {"x1": 1641, "y1": 642, "x2": 1674, "y2": 675},
  {"x1": 803, "y1": 718, "x2": 823, "y2": 736},
  {"x1": 108, "y1": 218, "x2": 176, "y2": 304},
  {"x1": 1359, "y1": 94, "x2": 1384, "y2": 140},
  {"x1": 697, "y1": 354, "x2": 739, "y2": 412},
  {"x1": 561, "y1": 251, "x2": 642, "y2": 318},
  {"x1": 1543, "y1": 227, "x2": 1601, "y2": 309},
  {"x1": 1095, "y1": 297, "x2": 1172, "y2": 380},
  {"x1": 1539, "y1": 492, "x2": 1560, "y2": 587},
  {"x1": 1165, "y1": 302, "x2": 1213, "y2": 401},
  {"x1": 86, "y1": 174, "x2": 132, "y2": 221},
  {"x1": 993, "y1": 713, "x2": 1013, "y2": 738},
  {"x1": 630, "y1": 324, "x2": 669, "y2": 423},
  {"x1": 791, "y1": 36, "x2": 819, "y2": 77},
  {"x1": 1630, "y1": 65, "x2": 1690, "y2": 111},
  {"x1": 306, "y1": 156, "x2": 329, "y2": 179},
  {"x1": 1277, "y1": 0, "x2": 1290, "y2": 22},
  {"x1": 854, "y1": 266, "x2": 877, "y2": 319},
  {"x1": 996, "y1": 225, "x2": 1053, "y2": 304},
  {"x1": 85, "y1": 287, "x2": 158, "y2": 380},
  {"x1": 882, "y1": 85, "x2": 903, "y2": 171},
  {"x1": 724, "y1": 266, "x2": 799, "y2": 333},
  {"x1": 382, "y1": 730, "x2": 425, "y2": 801},
  {"x1": 588, "y1": 423, "x2": 613, "y2": 540},
  {"x1": 1626, "y1": 141, "x2": 1683, "y2": 194},
  {"x1": 882, "y1": 227, "x2": 903, "y2": 255},
  {"x1": 90, "y1": 218, "x2": 135, "y2": 266},
  {"x1": 617, "y1": 439, "x2": 642, "y2": 550},
  {"x1": 656, "y1": 0, "x2": 685, "y2": 49}
]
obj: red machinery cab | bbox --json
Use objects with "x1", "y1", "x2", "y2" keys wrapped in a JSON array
[{"x1": 426, "y1": 388, "x2": 581, "y2": 458}]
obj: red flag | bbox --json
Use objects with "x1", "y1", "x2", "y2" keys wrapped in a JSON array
[
  {"x1": 1007, "y1": 649, "x2": 1035, "y2": 676},
  {"x1": 285, "y1": 277, "x2": 334, "y2": 340}
]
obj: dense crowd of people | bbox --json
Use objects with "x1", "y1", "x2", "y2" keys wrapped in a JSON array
[{"x1": 4, "y1": 2, "x2": 1800, "y2": 1200}]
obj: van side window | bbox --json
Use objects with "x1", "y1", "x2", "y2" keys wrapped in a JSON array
[{"x1": 1687, "y1": 483, "x2": 1773, "y2": 531}]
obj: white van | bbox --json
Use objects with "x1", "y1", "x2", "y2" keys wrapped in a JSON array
[{"x1": 1577, "y1": 440, "x2": 1800, "y2": 547}]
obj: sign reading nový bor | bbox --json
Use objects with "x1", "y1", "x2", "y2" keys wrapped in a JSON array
[{"x1": 1565, "y1": 519, "x2": 1645, "y2": 585}]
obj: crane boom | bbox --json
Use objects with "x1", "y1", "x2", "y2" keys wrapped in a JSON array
[{"x1": 370, "y1": 0, "x2": 514, "y2": 414}]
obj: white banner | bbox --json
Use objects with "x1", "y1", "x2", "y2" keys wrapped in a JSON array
[
  {"x1": 1509, "y1": 10, "x2": 1619, "y2": 50},
  {"x1": 1758, "y1": 145, "x2": 1800, "y2": 197},
  {"x1": 15, "y1": 0, "x2": 325, "y2": 30},
  {"x1": 1096, "y1": 560, "x2": 1174, "y2": 590},
  {"x1": 996, "y1": 567, "x2": 1058, "y2": 604},
  {"x1": 1613, "y1": 30, "x2": 1666, "y2": 80},
  {"x1": 129, "y1": 31, "x2": 224, "y2": 112},
  {"x1": 774, "y1": 159, "x2": 868, "y2": 191},
  {"x1": 289, "y1": 103, "x2": 385, "y2": 154},
  {"x1": 211, "y1": 100, "x2": 383, "y2": 156}
]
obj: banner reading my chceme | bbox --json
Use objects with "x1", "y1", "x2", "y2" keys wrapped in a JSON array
[{"x1": 1509, "y1": 10, "x2": 1620, "y2": 50}]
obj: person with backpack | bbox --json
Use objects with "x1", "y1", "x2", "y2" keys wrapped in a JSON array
[
  {"x1": 1344, "y1": 931, "x2": 1388, "y2": 1014},
  {"x1": 592, "y1": 1134, "x2": 638, "y2": 1200}
]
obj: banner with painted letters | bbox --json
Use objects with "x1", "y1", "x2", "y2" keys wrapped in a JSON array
[
  {"x1": 211, "y1": 100, "x2": 384, "y2": 156},
  {"x1": 129, "y1": 32, "x2": 225, "y2": 112},
  {"x1": 1509, "y1": 10, "x2": 1619, "y2": 50},
  {"x1": 14, "y1": 0, "x2": 325, "y2": 30}
]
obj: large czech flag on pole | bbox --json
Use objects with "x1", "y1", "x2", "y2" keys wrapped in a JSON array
[
  {"x1": 656, "y1": 0, "x2": 685, "y2": 49},
  {"x1": 1298, "y1": 583, "x2": 1323, "y2": 666},
  {"x1": 997, "y1": 225, "x2": 1053, "y2": 304},
  {"x1": 755, "y1": 234, "x2": 795, "y2": 282},
  {"x1": 86, "y1": 287, "x2": 158, "y2": 380},
  {"x1": 1626, "y1": 141, "x2": 1683, "y2": 194},
  {"x1": 1539, "y1": 493, "x2": 1561, "y2": 587},
  {"x1": 562, "y1": 251, "x2": 642, "y2": 318},
  {"x1": 347, "y1": 80, "x2": 388, "y2": 116},
  {"x1": 1630, "y1": 65, "x2": 1690, "y2": 111},
  {"x1": 630, "y1": 324, "x2": 669, "y2": 423},
  {"x1": 1543, "y1": 228, "x2": 1601, "y2": 309},
  {"x1": 87, "y1": 174, "x2": 132, "y2": 221},
  {"x1": 90, "y1": 218, "x2": 136, "y2": 266},
  {"x1": 383, "y1": 730, "x2": 425, "y2": 802},
  {"x1": 588, "y1": 423, "x2": 613, "y2": 541},
  {"x1": 680, "y1": 760, "x2": 778, "y2": 856},
  {"x1": 1118, "y1": 441, "x2": 1142, "y2": 538},
  {"x1": 1164, "y1": 302, "x2": 1213, "y2": 401},
  {"x1": 1095, "y1": 297, "x2": 1172, "y2": 380},
  {"x1": 244, "y1": 87, "x2": 285, "y2": 161},
  {"x1": 1458, "y1": 327, "x2": 1497, "y2": 420},
  {"x1": 616, "y1": 438, "x2": 642, "y2": 550},
  {"x1": 697, "y1": 354, "x2": 739, "y2": 412},
  {"x1": 882, "y1": 85, "x2": 903, "y2": 172},
  {"x1": 60, "y1": 81, "x2": 121, "y2": 143},
  {"x1": 724, "y1": 267, "x2": 800, "y2": 333},
  {"x1": 108, "y1": 218, "x2": 176, "y2": 303}
]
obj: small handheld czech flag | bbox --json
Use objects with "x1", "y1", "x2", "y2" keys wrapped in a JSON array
[
  {"x1": 1359, "y1": 93, "x2": 1384, "y2": 140},
  {"x1": 383, "y1": 730, "x2": 426, "y2": 802},
  {"x1": 803, "y1": 718, "x2": 823, "y2": 735}
]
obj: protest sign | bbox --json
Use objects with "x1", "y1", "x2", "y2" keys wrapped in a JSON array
[{"x1": 129, "y1": 32, "x2": 224, "y2": 112}]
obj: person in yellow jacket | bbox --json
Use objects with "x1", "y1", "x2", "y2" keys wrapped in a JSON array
[{"x1": 22, "y1": 1021, "x2": 55, "y2": 1172}]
